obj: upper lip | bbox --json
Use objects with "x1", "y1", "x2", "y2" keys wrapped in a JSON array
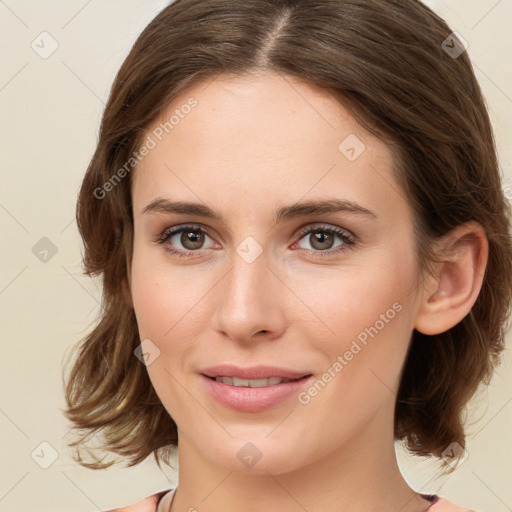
[{"x1": 201, "y1": 364, "x2": 312, "y2": 380}]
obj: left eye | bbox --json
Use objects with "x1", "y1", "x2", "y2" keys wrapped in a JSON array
[{"x1": 294, "y1": 225, "x2": 355, "y2": 254}]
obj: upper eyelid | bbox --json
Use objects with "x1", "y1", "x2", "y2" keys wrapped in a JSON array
[{"x1": 295, "y1": 222, "x2": 353, "y2": 236}]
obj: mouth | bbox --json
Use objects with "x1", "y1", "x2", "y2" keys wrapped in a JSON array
[
  {"x1": 203, "y1": 375, "x2": 312, "y2": 388},
  {"x1": 201, "y1": 372, "x2": 315, "y2": 412}
]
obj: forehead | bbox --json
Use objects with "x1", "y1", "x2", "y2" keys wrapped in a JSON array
[{"x1": 132, "y1": 71, "x2": 403, "y2": 221}]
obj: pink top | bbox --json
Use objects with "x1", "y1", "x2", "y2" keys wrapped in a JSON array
[{"x1": 106, "y1": 489, "x2": 479, "y2": 512}]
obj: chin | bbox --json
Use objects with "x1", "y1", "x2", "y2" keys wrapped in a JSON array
[{"x1": 199, "y1": 437, "x2": 308, "y2": 475}]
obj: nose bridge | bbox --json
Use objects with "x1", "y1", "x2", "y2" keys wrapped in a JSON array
[
  {"x1": 214, "y1": 238, "x2": 284, "y2": 340},
  {"x1": 231, "y1": 239, "x2": 267, "y2": 302}
]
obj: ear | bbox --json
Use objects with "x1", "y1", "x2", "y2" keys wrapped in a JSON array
[{"x1": 414, "y1": 221, "x2": 488, "y2": 335}]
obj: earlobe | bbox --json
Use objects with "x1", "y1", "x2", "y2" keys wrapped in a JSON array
[{"x1": 414, "y1": 221, "x2": 488, "y2": 335}]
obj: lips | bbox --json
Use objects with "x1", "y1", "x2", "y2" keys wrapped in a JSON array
[{"x1": 201, "y1": 373, "x2": 315, "y2": 412}]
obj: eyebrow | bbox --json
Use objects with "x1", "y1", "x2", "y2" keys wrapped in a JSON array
[{"x1": 142, "y1": 197, "x2": 377, "y2": 223}]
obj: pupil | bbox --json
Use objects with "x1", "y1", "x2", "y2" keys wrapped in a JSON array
[
  {"x1": 312, "y1": 232, "x2": 333, "y2": 250},
  {"x1": 182, "y1": 230, "x2": 203, "y2": 249}
]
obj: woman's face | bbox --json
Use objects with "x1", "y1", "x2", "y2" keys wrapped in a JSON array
[{"x1": 129, "y1": 70, "x2": 425, "y2": 474}]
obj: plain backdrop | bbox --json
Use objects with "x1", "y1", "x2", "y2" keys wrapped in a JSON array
[{"x1": 0, "y1": 1, "x2": 511, "y2": 511}]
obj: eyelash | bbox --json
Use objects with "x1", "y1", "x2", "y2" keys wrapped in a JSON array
[{"x1": 154, "y1": 223, "x2": 356, "y2": 259}]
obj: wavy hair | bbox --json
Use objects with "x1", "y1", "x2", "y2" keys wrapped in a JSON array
[{"x1": 62, "y1": 0, "x2": 512, "y2": 472}]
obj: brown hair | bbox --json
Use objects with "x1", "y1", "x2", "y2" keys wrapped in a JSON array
[{"x1": 62, "y1": 0, "x2": 512, "y2": 473}]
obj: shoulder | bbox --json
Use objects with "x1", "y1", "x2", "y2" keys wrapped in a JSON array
[
  {"x1": 430, "y1": 496, "x2": 479, "y2": 512},
  {"x1": 104, "y1": 490, "x2": 169, "y2": 512}
]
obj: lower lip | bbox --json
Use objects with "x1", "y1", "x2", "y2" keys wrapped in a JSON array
[{"x1": 201, "y1": 374, "x2": 314, "y2": 412}]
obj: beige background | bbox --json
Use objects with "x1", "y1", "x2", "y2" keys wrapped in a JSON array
[{"x1": 0, "y1": 1, "x2": 511, "y2": 511}]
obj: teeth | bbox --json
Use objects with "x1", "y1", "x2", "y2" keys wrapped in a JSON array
[{"x1": 214, "y1": 376, "x2": 293, "y2": 387}]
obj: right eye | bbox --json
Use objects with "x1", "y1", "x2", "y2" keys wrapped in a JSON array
[{"x1": 156, "y1": 224, "x2": 218, "y2": 258}]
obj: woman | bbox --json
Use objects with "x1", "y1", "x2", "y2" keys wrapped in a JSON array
[{"x1": 63, "y1": 1, "x2": 512, "y2": 511}]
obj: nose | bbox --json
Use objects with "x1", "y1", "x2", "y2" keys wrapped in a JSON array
[{"x1": 213, "y1": 244, "x2": 287, "y2": 344}]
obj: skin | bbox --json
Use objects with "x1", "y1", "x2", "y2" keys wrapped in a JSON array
[{"x1": 125, "y1": 70, "x2": 488, "y2": 512}]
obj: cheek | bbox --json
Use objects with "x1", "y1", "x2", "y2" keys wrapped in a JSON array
[
  {"x1": 291, "y1": 257, "x2": 417, "y2": 428},
  {"x1": 130, "y1": 244, "x2": 214, "y2": 351},
  {"x1": 130, "y1": 266, "x2": 170, "y2": 342},
  {"x1": 297, "y1": 250, "x2": 417, "y2": 378},
  {"x1": 129, "y1": 248, "x2": 209, "y2": 412}
]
